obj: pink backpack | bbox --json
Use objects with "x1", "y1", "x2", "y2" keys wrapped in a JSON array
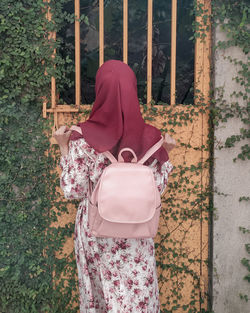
[
  {"x1": 70, "y1": 126, "x2": 164, "y2": 239},
  {"x1": 88, "y1": 136, "x2": 164, "y2": 239}
]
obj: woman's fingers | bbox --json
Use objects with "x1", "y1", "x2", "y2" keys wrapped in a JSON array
[
  {"x1": 163, "y1": 133, "x2": 176, "y2": 153},
  {"x1": 53, "y1": 126, "x2": 63, "y2": 136},
  {"x1": 164, "y1": 133, "x2": 176, "y2": 145},
  {"x1": 59, "y1": 125, "x2": 68, "y2": 134},
  {"x1": 53, "y1": 125, "x2": 69, "y2": 136},
  {"x1": 65, "y1": 129, "x2": 73, "y2": 137},
  {"x1": 52, "y1": 125, "x2": 73, "y2": 146}
]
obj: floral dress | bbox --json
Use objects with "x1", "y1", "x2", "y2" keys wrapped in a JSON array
[{"x1": 59, "y1": 137, "x2": 173, "y2": 313}]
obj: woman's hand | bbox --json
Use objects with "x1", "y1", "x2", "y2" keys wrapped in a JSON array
[
  {"x1": 52, "y1": 125, "x2": 72, "y2": 156},
  {"x1": 163, "y1": 133, "x2": 176, "y2": 153}
]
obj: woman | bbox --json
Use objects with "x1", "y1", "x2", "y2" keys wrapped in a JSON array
[{"x1": 53, "y1": 60, "x2": 176, "y2": 312}]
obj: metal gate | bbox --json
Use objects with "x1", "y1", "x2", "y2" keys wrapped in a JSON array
[{"x1": 43, "y1": 0, "x2": 212, "y2": 311}]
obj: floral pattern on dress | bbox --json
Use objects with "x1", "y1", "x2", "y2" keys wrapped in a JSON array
[{"x1": 59, "y1": 138, "x2": 173, "y2": 313}]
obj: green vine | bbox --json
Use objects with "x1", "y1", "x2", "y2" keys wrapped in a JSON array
[{"x1": 0, "y1": 0, "x2": 80, "y2": 312}]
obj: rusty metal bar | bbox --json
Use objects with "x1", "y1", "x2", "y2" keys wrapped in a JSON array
[
  {"x1": 147, "y1": 0, "x2": 153, "y2": 105},
  {"x1": 123, "y1": 0, "x2": 128, "y2": 64},
  {"x1": 43, "y1": 0, "x2": 58, "y2": 138},
  {"x1": 45, "y1": 0, "x2": 57, "y2": 109},
  {"x1": 75, "y1": 0, "x2": 81, "y2": 107},
  {"x1": 46, "y1": 105, "x2": 80, "y2": 113},
  {"x1": 51, "y1": 40, "x2": 56, "y2": 109},
  {"x1": 99, "y1": 0, "x2": 104, "y2": 66},
  {"x1": 42, "y1": 59, "x2": 48, "y2": 118},
  {"x1": 171, "y1": 0, "x2": 177, "y2": 105}
]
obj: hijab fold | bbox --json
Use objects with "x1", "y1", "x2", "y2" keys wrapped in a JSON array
[{"x1": 70, "y1": 60, "x2": 168, "y2": 165}]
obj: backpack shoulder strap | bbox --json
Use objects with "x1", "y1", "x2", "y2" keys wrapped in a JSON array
[
  {"x1": 102, "y1": 151, "x2": 118, "y2": 163},
  {"x1": 138, "y1": 135, "x2": 164, "y2": 165}
]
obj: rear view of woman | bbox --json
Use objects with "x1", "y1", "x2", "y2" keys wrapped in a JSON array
[{"x1": 53, "y1": 60, "x2": 175, "y2": 312}]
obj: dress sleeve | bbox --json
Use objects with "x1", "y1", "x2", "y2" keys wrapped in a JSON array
[
  {"x1": 59, "y1": 138, "x2": 94, "y2": 200},
  {"x1": 148, "y1": 159, "x2": 174, "y2": 196}
]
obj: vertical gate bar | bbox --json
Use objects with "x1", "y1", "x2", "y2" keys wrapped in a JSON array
[
  {"x1": 170, "y1": 0, "x2": 177, "y2": 105},
  {"x1": 42, "y1": 0, "x2": 48, "y2": 118},
  {"x1": 147, "y1": 0, "x2": 153, "y2": 106},
  {"x1": 42, "y1": 93, "x2": 47, "y2": 118},
  {"x1": 203, "y1": 0, "x2": 211, "y2": 103},
  {"x1": 123, "y1": 0, "x2": 128, "y2": 64},
  {"x1": 51, "y1": 37, "x2": 56, "y2": 109},
  {"x1": 46, "y1": 0, "x2": 57, "y2": 109},
  {"x1": 194, "y1": 0, "x2": 203, "y2": 105},
  {"x1": 75, "y1": 0, "x2": 81, "y2": 107},
  {"x1": 99, "y1": 0, "x2": 104, "y2": 66},
  {"x1": 42, "y1": 58, "x2": 48, "y2": 118}
]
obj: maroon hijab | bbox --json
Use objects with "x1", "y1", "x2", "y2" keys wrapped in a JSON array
[{"x1": 70, "y1": 60, "x2": 168, "y2": 165}]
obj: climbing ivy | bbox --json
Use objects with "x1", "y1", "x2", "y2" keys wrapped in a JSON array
[{"x1": 0, "y1": 0, "x2": 82, "y2": 312}]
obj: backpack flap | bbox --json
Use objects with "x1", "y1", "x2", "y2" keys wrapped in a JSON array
[{"x1": 97, "y1": 163, "x2": 161, "y2": 224}]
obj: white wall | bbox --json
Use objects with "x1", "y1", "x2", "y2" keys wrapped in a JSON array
[{"x1": 213, "y1": 24, "x2": 250, "y2": 313}]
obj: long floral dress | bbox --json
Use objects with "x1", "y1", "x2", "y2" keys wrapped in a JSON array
[{"x1": 59, "y1": 137, "x2": 173, "y2": 313}]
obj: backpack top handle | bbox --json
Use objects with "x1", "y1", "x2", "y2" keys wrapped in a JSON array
[
  {"x1": 118, "y1": 148, "x2": 137, "y2": 163},
  {"x1": 102, "y1": 148, "x2": 137, "y2": 163},
  {"x1": 103, "y1": 135, "x2": 164, "y2": 165}
]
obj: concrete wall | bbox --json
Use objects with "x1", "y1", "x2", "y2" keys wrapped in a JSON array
[{"x1": 213, "y1": 25, "x2": 250, "y2": 313}]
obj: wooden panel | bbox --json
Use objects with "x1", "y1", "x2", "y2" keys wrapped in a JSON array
[
  {"x1": 150, "y1": 106, "x2": 209, "y2": 311},
  {"x1": 55, "y1": 104, "x2": 210, "y2": 312}
]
